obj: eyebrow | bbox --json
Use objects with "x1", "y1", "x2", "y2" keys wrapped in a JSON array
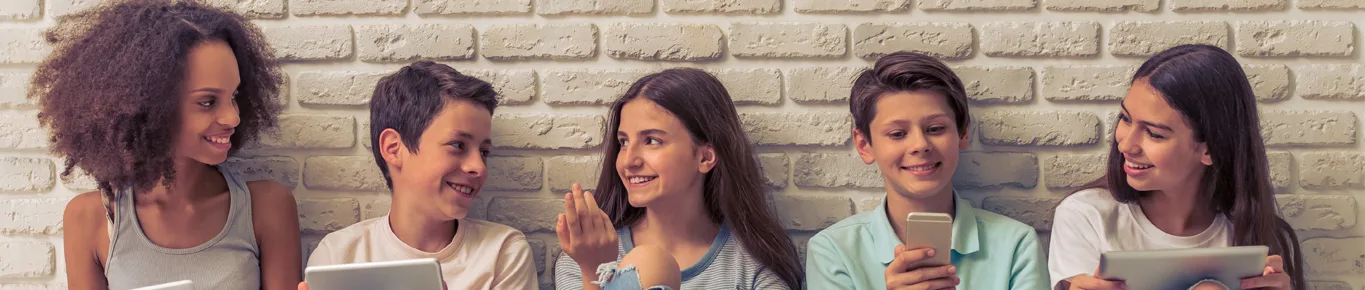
[
  {"x1": 618, "y1": 129, "x2": 668, "y2": 136},
  {"x1": 1119, "y1": 103, "x2": 1173, "y2": 132},
  {"x1": 455, "y1": 131, "x2": 493, "y2": 146},
  {"x1": 188, "y1": 87, "x2": 225, "y2": 94}
]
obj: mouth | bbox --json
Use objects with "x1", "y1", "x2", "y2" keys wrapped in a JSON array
[
  {"x1": 625, "y1": 175, "x2": 657, "y2": 187},
  {"x1": 446, "y1": 182, "x2": 476, "y2": 198},
  {"x1": 1124, "y1": 159, "x2": 1155, "y2": 176},
  {"x1": 901, "y1": 162, "x2": 942, "y2": 176},
  {"x1": 204, "y1": 134, "x2": 232, "y2": 150}
]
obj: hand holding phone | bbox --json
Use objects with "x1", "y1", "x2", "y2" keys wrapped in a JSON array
[{"x1": 904, "y1": 212, "x2": 953, "y2": 269}]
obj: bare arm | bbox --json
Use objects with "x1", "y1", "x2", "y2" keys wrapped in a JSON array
[
  {"x1": 63, "y1": 192, "x2": 110, "y2": 290},
  {"x1": 249, "y1": 181, "x2": 303, "y2": 290}
]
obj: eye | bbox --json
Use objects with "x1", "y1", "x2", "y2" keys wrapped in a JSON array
[
  {"x1": 926, "y1": 126, "x2": 947, "y2": 134},
  {"x1": 617, "y1": 138, "x2": 628, "y2": 148},
  {"x1": 1118, "y1": 113, "x2": 1131, "y2": 123},
  {"x1": 887, "y1": 130, "x2": 906, "y2": 140},
  {"x1": 1145, "y1": 129, "x2": 1166, "y2": 139},
  {"x1": 645, "y1": 137, "x2": 661, "y2": 145},
  {"x1": 197, "y1": 100, "x2": 214, "y2": 107},
  {"x1": 448, "y1": 141, "x2": 465, "y2": 150},
  {"x1": 479, "y1": 149, "x2": 491, "y2": 158}
]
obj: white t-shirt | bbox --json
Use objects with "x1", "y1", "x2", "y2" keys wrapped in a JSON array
[
  {"x1": 1048, "y1": 188, "x2": 1231, "y2": 288},
  {"x1": 308, "y1": 216, "x2": 538, "y2": 290}
]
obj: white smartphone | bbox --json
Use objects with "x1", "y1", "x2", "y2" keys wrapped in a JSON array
[
  {"x1": 131, "y1": 280, "x2": 193, "y2": 290},
  {"x1": 305, "y1": 258, "x2": 444, "y2": 290},
  {"x1": 1098, "y1": 246, "x2": 1267, "y2": 290},
  {"x1": 904, "y1": 212, "x2": 953, "y2": 269}
]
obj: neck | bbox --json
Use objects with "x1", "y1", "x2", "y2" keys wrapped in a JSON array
[
  {"x1": 886, "y1": 186, "x2": 956, "y2": 245},
  {"x1": 631, "y1": 183, "x2": 719, "y2": 252},
  {"x1": 1139, "y1": 184, "x2": 1215, "y2": 237},
  {"x1": 389, "y1": 187, "x2": 458, "y2": 253},
  {"x1": 144, "y1": 158, "x2": 220, "y2": 204}
]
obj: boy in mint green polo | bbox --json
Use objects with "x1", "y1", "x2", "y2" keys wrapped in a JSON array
[{"x1": 805, "y1": 51, "x2": 1049, "y2": 290}]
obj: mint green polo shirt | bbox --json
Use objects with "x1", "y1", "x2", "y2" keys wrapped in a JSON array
[{"x1": 805, "y1": 194, "x2": 1049, "y2": 290}]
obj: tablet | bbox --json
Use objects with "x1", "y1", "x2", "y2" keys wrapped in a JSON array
[
  {"x1": 305, "y1": 258, "x2": 444, "y2": 290},
  {"x1": 1098, "y1": 246, "x2": 1267, "y2": 290},
  {"x1": 904, "y1": 212, "x2": 953, "y2": 269},
  {"x1": 130, "y1": 280, "x2": 192, "y2": 290}
]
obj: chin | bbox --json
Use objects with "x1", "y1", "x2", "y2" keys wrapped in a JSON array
[{"x1": 890, "y1": 180, "x2": 950, "y2": 200}]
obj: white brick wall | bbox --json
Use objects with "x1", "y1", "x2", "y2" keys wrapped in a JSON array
[{"x1": 1, "y1": 1, "x2": 1363, "y2": 289}]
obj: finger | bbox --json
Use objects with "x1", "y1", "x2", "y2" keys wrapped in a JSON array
[
  {"x1": 1070, "y1": 275, "x2": 1126, "y2": 290},
  {"x1": 298, "y1": 282, "x2": 308, "y2": 290},
  {"x1": 556, "y1": 214, "x2": 571, "y2": 246},
  {"x1": 1240, "y1": 274, "x2": 1287, "y2": 289},
  {"x1": 901, "y1": 265, "x2": 955, "y2": 286},
  {"x1": 917, "y1": 276, "x2": 960, "y2": 290},
  {"x1": 1266, "y1": 255, "x2": 1284, "y2": 273},
  {"x1": 563, "y1": 193, "x2": 582, "y2": 238},
  {"x1": 582, "y1": 191, "x2": 602, "y2": 233},
  {"x1": 572, "y1": 184, "x2": 589, "y2": 224},
  {"x1": 886, "y1": 247, "x2": 933, "y2": 275}
]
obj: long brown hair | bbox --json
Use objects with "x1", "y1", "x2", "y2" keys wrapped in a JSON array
[
  {"x1": 1101, "y1": 44, "x2": 1304, "y2": 289},
  {"x1": 594, "y1": 68, "x2": 804, "y2": 289}
]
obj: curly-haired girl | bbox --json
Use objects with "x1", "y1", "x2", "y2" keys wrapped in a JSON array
[{"x1": 35, "y1": 1, "x2": 301, "y2": 289}]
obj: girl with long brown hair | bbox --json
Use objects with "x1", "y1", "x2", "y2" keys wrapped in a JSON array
[
  {"x1": 1049, "y1": 45, "x2": 1304, "y2": 290},
  {"x1": 552, "y1": 68, "x2": 804, "y2": 289}
]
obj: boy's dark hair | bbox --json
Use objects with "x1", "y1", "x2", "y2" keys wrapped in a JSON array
[
  {"x1": 849, "y1": 51, "x2": 970, "y2": 141},
  {"x1": 31, "y1": 0, "x2": 282, "y2": 198},
  {"x1": 369, "y1": 61, "x2": 498, "y2": 189}
]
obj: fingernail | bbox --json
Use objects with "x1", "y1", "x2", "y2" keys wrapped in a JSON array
[
  {"x1": 927, "y1": 249, "x2": 935, "y2": 257},
  {"x1": 948, "y1": 266, "x2": 956, "y2": 274}
]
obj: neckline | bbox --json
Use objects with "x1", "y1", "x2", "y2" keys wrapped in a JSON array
[
  {"x1": 620, "y1": 225, "x2": 731, "y2": 281},
  {"x1": 127, "y1": 167, "x2": 238, "y2": 255}
]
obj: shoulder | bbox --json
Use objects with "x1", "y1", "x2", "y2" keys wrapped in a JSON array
[
  {"x1": 64, "y1": 191, "x2": 107, "y2": 236},
  {"x1": 1059, "y1": 188, "x2": 1120, "y2": 210},
  {"x1": 460, "y1": 219, "x2": 530, "y2": 249},
  {"x1": 972, "y1": 206, "x2": 1040, "y2": 239},
  {"x1": 319, "y1": 216, "x2": 384, "y2": 245},
  {"x1": 246, "y1": 180, "x2": 295, "y2": 211},
  {"x1": 812, "y1": 210, "x2": 878, "y2": 240}
]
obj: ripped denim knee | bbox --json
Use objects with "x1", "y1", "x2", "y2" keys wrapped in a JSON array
[{"x1": 592, "y1": 261, "x2": 674, "y2": 290}]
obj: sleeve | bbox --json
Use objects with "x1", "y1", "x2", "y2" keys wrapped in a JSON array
[
  {"x1": 1008, "y1": 228, "x2": 1051, "y2": 290},
  {"x1": 553, "y1": 249, "x2": 585, "y2": 290},
  {"x1": 306, "y1": 238, "x2": 334, "y2": 267},
  {"x1": 1048, "y1": 202, "x2": 1106, "y2": 290},
  {"x1": 749, "y1": 265, "x2": 790, "y2": 290},
  {"x1": 494, "y1": 235, "x2": 540, "y2": 290},
  {"x1": 804, "y1": 235, "x2": 856, "y2": 290}
]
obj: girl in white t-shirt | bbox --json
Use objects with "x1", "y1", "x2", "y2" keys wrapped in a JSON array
[{"x1": 1048, "y1": 44, "x2": 1304, "y2": 290}]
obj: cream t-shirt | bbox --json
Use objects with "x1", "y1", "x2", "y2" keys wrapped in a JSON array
[{"x1": 308, "y1": 216, "x2": 538, "y2": 290}]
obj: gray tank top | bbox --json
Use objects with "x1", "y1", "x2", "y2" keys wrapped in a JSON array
[{"x1": 105, "y1": 167, "x2": 261, "y2": 290}]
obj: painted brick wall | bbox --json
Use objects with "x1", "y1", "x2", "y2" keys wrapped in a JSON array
[{"x1": 1, "y1": 0, "x2": 1362, "y2": 289}]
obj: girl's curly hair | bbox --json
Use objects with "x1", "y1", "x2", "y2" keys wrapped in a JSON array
[{"x1": 30, "y1": 0, "x2": 282, "y2": 198}]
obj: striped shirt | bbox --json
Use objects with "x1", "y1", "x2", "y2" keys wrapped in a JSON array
[{"x1": 554, "y1": 226, "x2": 788, "y2": 290}]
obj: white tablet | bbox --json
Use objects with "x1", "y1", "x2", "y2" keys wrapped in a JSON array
[
  {"x1": 305, "y1": 258, "x2": 444, "y2": 290},
  {"x1": 131, "y1": 280, "x2": 192, "y2": 290},
  {"x1": 1098, "y1": 246, "x2": 1267, "y2": 290}
]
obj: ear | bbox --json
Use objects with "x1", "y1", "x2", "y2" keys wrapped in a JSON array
[
  {"x1": 958, "y1": 123, "x2": 972, "y2": 150},
  {"x1": 1198, "y1": 142, "x2": 1213, "y2": 166},
  {"x1": 853, "y1": 128, "x2": 875, "y2": 165},
  {"x1": 697, "y1": 144, "x2": 718, "y2": 174},
  {"x1": 379, "y1": 128, "x2": 408, "y2": 172}
]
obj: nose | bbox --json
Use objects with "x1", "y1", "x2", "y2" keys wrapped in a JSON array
[
  {"x1": 905, "y1": 130, "x2": 932, "y2": 155},
  {"x1": 217, "y1": 100, "x2": 240, "y2": 128},
  {"x1": 464, "y1": 154, "x2": 486, "y2": 178},
  {"x1": 1116, "y1": 122, "x2": 1141, "y2": 156}
]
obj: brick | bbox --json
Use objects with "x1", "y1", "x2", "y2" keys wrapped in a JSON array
[
  {"x1": 0, "y1": 157, "x2": 53, "y2": 193},
  {"x1": 707, "y1": 69, "x2": 781, "y2": 105},
  {"x1": 254, "y1": 115, "x2": 355, "y2": 149},
  {"x1": 0, "y1": 72, "x2": 34, "y2": 109},
  {"x1": 486, "y1": 197, "x2": 560, "y2": 233},
  {"x1": 741, "y1": 112, "x2": 851, "y2": 146},
  {"x1": 0, "y1": 0, "x2": 40, "y2": 20},
  {"x1": 1299, "y1": 152, "x2": 1364, "y2": 189},
  {"x1": 774, "y1": 196, "x2": 853, "y2": 231},
  {"x1": 1236, "y1": 21, "x2": 1355, "y2": 57},
  {"x1": 464, "y1": 69, "x2": 537, "y2": 105},
  {"x1": 954, "y1": 66, "x2": 1034, "y2": 104},
  {"x1": 481, "y1": 24, "x2": 598, "y2": 61},
  {"x1": 0, "y1": 241, "x2": 54, "y2": 278},
  {"x1": 1276, "y1": 195, "x2": 1356, "y2": 231},
  {"x1": 528, "y1": 238, "x2": 547, "y2": 274},
  {"x1": 1267, "y1": 151, "x2": 1292, "y2": 189},
  {"x1": 730, "y1": 23, "x2": 848, "y2": 58},
  {"x1": 856, "y1": 196, "x2": 881, "y2": 212},
  {"x1": 785, "y1": 67, "x2": 866, "y2": 103},
  {"x1": 263, "y1": 26, "x2": 353, "y2": 61},
  {"x1": 0, "y1": 198, "x2": 66, "y2": 235},
  {"x1": 303, "y1": 156, "x2": 387, "y2": 191},
  {"x1": 363, "y1": 196, "x2": 391, "y2": 220},
  {"x1": 1244, "y1": 64, "x2": 1292, "y2": 102},
  {"x1": 980, "y1": 196, "x2": 1059, "y2": 230},
  {"x1": 793, "y1": 153, "x2": 881, "y2": 188},
  {"x1": 492, "y1": 114, "x2": 604, "y2": 149},
  {"x1": 920, "y1": 0, "x2": 1035, "y2": 11},
  {"x1": 359, "y1": 119, "x2": 371, "y2": 149},
  {"x1": 297, "y1": 198, "x2": 361, "y2": 234},
  {"x1": 0, "y1": 284, "x2": 61, "y2": 290},
  {"x1": 1296, "y1": 64, "x2": 1365, "y2": 101},
  {"x1": 201, "y1": 0, "x2": 287, "y2": 18},
  {"x1": 547, "y1": 156, "x2": 602, "y2": 192},
  {"x1": 853, "y1": 22, "x2": 974, "y2": 60},
  {"x1": 758, "y1": 153, "x2": 789, "y2": 188},
  {"x1": 978, "y1": 111, "x2": 1101, "y2": 146},
  {"x1": 1302, "y1": 237, "x2": 1365, "y2": 274},
  {"x1": 414, "y1": 0, "x2": 531, "y2": 15},
  {"x1": 356, "y1": 24, "x2": 475, "y2": 62},
  {"x1": 61, "y1": 167, "x2": 97, "y2": 192},
  {"x1": 539, "y1": 69, "x2": 653, "y2": 106},
  {"x1": 1171, "y1": 0, "x2": 1286, "y2": 11},
  {"x1": 48, "y1": 0, "x2": 98, "y2": 17},
  {"x1": 1308, "y1": 281, "x2": 1353, "y2": 290},
  {"x1": 955, "y1": 152, "x2": 1039, "y2": 189},
  {"x1": 537, "y1": 0, "x2": 651, "y2": 15},
  {"x1": 222, "y1": 157, "x2": 300, "y2": 190},
  {"x1": 0, "y1": 28, "x2": 50, "y2": 64},
  {"x1": 661, "y1": 0, "x2": 780, "y2": 14},
  {"x1": 1109, "y1": 22, "x2": 1229, "y2": 57},
  {"x1": 1299, "y1": 0, "x2": 1365, "y2": 9},
  {"x1": 296, "y1": 71, "x2": 388, "y2": 106},
  {"x1": 1045, "y1": 0, "x2": 1157, "y2": 11},
  {"x1": 793, "y1": 0, "x2": 911, "y2": 13},
  {"x1": 0, "y1": 113, "x2": 47, "y2": 149},
  {"x1": 1261, "y1": 110, "x2": 1356, "y2": 146},
  {"x1": 981, "y1": 22, "x2": 1099, "y2": 57},
  {"x1": 293, "y1": 0, "x2": 405, "y2": 15},
  {"x1": 604, "y1": 23, "x2": 724, "y2": 61},
  {"x1": 487, "y1": 157, "x2": 543, "y2": 191},
  {"x1": 1044, "y1": 154, "x2": 1104, "y2": 189},
  {"x1": 1041, "y1": 66, "x2": 1133, "y2": 102}
]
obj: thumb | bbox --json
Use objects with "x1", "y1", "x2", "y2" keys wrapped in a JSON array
[{"x1": 298, "y1": 282, "x2": 308, "y2": 290}]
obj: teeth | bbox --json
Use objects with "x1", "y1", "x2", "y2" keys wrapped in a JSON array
[
  {"x1": 629, "y1": 177, "x2": 655, "y2": 184},
  {"x1": 205, "y1": 136, "x2": 231, "y2": 144},
  {"x1": 1125, "y1": 161, "x2": 1154, "y2": 169},
  {"x1": 904, "y1": 163, "x2": 937, "y2": 171},
  {"x1": 448, "y1": 183, "x2": 473, "y2": 194}
]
